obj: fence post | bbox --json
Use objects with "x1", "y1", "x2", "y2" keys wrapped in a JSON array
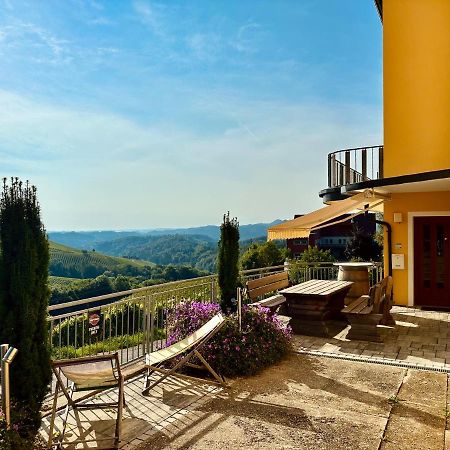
[
  {"x1": 362, "y1": 148, "x2": 367, "y2": 180},
  {"x1": 144, "y1": 295, "x2": 156, "y2": 354},
  {"x1": 149, "y1": 295, "x2": 155, "y2": 353},
  {"x1": 211, "y1": 277, "x2": 216, "y2": 303},
  {"x1": 345, "y1": 151, "x2": 351, "y2": 185}
]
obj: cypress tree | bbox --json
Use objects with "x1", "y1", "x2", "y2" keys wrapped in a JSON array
[
  {"x1": 0, "y1": 178, "x2": 51, "y2": 431},
  {"x1": 217, "y1": 212, "x2": 240, "y2": 311}
]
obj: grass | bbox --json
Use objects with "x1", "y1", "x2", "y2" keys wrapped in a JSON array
[
  {"x1": 50, "y1": 329, "x2": 166, "y2": 359},
  {"x1": 388, "y1": 395, "x2": 402, "y2": 405}
]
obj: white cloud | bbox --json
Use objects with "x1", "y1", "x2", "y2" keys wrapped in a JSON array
[
  {"x1": 0, "y1": 89, "x2": 381, "y2": 230},
  {"x1": 132, "y1": 1, "x2": 166, "y2": 37},
  {"x1": 88, "y1": 17, "x2": 114, "y2": 26},
  {"x1": 186, "y1": 33, "x2": 222, "y2": 61},
  {"x1": 231, "y1": 22, "x2": 262, "y2": 53},
  {"x1": 0, "y1": 21, "x2": 71, "y2": 64}
]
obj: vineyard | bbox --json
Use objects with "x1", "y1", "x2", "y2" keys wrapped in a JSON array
[
  {"x1": 49, "y1": 241, "x2": 154, "y2": 278},
  {"x1": 49, "y1": 275, "x2": 82, "y2": 290}
]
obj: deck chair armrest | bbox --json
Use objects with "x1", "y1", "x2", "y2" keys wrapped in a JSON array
[
  {"x1": 52, "y1": 353, "x2": 122, "y2": 377},
  {"x1": 52, "y1": 353, "x2": 120, "y2": 367}
]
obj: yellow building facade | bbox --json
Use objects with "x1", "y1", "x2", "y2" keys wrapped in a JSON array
[
  {"x1": 269, "y1": 0, "x2": 450, "y2": 308},
  {"x1": 382, "y1": 0, "x2": 450, "y2": 306}
]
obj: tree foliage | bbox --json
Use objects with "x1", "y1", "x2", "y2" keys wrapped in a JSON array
[
  {"x1": 0, "y1": 178, "x2": 51, "y2": 431},
  {"x1": 49, "y1": 265, "x2": 209, "y2": 305},
  {"x1": 299, "y1": 246, "x2": 336, "y2": 263},
  {"x1": 345, "y1": 225, "x2": 382, "y2": 262},
  {"x1": 217, "y1": 212, "x2": 240, "y2": 311},
  {"x1": 95, "y1": 234, "x2": 217, "y2": 272},
  {"x1": 241, "y1": 241, "x2": 286, "y2": 270}
]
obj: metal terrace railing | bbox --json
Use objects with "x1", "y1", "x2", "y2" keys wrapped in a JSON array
[
  {"x1": 328, "y1": 145, "x2": 384, "y2": 188},
  {"x1": 46, "y1": 266, "x2": 286, "y2": 364},
  {"x1": 45, "y1": 262, "x2": 384, "y2": 397},
  {"x1": 47, "y1": 262, "x2": 383, "y2": 363},
  {"x1": 288, "y1": 261, "x2": 384, "y2": 286},
  {"x1": 47, "y1": 275, "x2": 218, "y2": 363}
]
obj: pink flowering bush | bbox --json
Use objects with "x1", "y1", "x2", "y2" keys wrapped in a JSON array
[{"x1": 166, "y1": 302, "x2": 292, "y2": 377}]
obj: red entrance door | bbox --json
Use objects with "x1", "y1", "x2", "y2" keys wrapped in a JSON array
[{"x1": 414, "y1": 216, "x2": 450, "y2": 307}]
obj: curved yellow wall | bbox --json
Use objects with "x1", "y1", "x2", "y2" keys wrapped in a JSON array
[
  {"x1": 384, "y1": 0, "x2": 450, "y2": 177},
  {"x1": 383, "y1": 191, "x2": 450, "y2": 305}
]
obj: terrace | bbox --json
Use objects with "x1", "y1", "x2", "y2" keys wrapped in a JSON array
[
  {"x1": 5, "y1": 263, "x2": 445, "y2": 448},
  {"x1": 1, "y1": 261, "x2": 449, "y2": 449},
  {"x1": 37, "y1": 303, "x2": 450, "y2": 449}
]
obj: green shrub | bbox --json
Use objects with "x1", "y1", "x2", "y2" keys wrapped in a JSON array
[
  {"x1": 0, "y1": 405, "x2": 47, "y2": 450},
  {"x1": 166, "y1": 302, "x2": 292, "y2": 377},
  {"x1": 51, "y1": 302, "x2": 145, "y2": 348}
]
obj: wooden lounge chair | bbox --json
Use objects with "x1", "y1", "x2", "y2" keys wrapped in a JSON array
[
  {"x1": 48, "y1": 353, "x2": 124, "y2": 450},
  {"x1": 143, "y1": 313, "x2": 227, "y2": 395}
]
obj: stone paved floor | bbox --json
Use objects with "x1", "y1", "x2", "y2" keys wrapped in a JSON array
[
  {"x1": 40, "y1": 307, "x2": 450, "y2": 449},
  {"x1": 293, "y1": 306, "x2": 450, "y2": 370},
  {"x1": 40, "y1": 353, "x2": 450, "y2": 450},
  {"x1": 40, "y1": 374, "x2": 223, "y2": 449}
]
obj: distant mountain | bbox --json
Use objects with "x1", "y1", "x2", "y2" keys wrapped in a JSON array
[
  {"x1": 48, "y1": 230, "x2": 143, "y2": 250},
  {"x1": 48, "y1": 220, "x2": 283, "y2": 250},
  {"x1": 144, "y1": 220, "x2": 283, "y2": 241}
]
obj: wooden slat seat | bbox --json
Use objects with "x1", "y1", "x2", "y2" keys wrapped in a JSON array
[
  {"x1": 342, "y1": 296, "x2": 373, "y2": 315},
  {"x1": 249, "y1": 294, "x2": 286, "y2": 310},
  {"x1": 244, "y1": 272, "x2": 289, "y2": 314},
  {"x1": 342, "y1": 276, "x2": 394, "y2": 342}
]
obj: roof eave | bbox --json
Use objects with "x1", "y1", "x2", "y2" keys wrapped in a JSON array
[{"x1": 374, "y1": 0, "x2": 383, "y2": 22}]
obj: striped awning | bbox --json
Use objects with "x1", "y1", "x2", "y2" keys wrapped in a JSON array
[{"x1": 267, "y1": 190, "x2": 386, "y2": 241}]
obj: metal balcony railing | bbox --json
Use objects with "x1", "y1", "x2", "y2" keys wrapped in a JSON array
[{"x1": 328, "y1": 145, "x2": 384, "y2": 188}]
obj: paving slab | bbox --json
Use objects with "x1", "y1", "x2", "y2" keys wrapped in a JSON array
[
  {"x1": 381, "y1": 370, "x2": 447, "y2": 450},
  {"x1": 293, "y1": 307, "x2": 450, "y2": 371},
  {"x1": 135, "y1": 353, "x2": 406, "y2": 450}
]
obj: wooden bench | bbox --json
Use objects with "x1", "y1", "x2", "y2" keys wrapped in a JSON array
[
  {"x1": 244, "y1": 271, "x2": 290, "y2": 314},
  {"x1": 342, "y1": 276, "x2": 394, "y2": 342}
]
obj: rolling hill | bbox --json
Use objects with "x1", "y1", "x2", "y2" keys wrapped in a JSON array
[
  {"x1": 95, "y1": 234, "x2": 217, "y2": 272},
  {"x1": 49, "y1": 241, "x2": 154, "y2": 278}
]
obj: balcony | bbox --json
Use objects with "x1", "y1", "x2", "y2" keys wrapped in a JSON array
[{"x1": 320, "y1": 145, "x2": 383, "y2": 202}]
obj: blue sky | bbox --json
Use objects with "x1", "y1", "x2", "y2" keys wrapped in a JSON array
[{"x1": 0, "y1": 0, "x2": 382, "y2": 230}]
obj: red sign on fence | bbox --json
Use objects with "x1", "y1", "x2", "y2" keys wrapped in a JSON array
[{"x1": 88, "y1": 310, "x2": 101, "y2": 336}]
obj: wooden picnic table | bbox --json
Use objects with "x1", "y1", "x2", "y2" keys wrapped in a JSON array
[{"x1": 280, "y1": 279, "x2": 353, "y2": 336}]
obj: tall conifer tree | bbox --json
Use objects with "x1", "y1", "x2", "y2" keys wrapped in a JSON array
[
  {"x1": 0, "y1": 178, "x2": 51, "y2": 430},
  {"x1": 217, "y1": 212, "x2": 240, "y2": 311}
]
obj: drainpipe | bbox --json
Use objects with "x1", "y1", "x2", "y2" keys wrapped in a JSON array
[
  {"x1": 375, "y1": 219, "x2": 393, "y2": 277},
  {"x1": 362, "y1": 206, "x2": 393, "y2": 277}
]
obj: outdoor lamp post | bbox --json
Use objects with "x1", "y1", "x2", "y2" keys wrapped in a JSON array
[{"x1": 1, "y1": 344, "x2": 19, "y2": 430}]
